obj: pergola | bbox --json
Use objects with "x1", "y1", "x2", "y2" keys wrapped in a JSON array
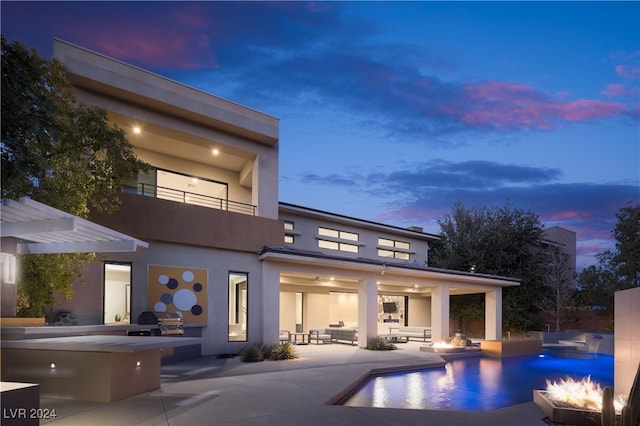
[
  {"x1": 0, "y1": 197, "x2": 147, "y2": 304},
  {"x1": 1, "y1": 198, "x2": 148, "y2": 254}
]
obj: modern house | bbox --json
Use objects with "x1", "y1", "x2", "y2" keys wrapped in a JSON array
[{"x1": 1, "y1": 39, "x2": 521, "y2": 356}]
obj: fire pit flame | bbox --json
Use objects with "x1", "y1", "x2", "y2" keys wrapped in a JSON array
[
  {"x1": 432, "y1": 341, "x2": 456, "y2": 348},
  {"x1": 544, "y1": 376, "x2": 627, "y2": 414}
]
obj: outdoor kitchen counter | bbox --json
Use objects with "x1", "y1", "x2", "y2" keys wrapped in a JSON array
[
  {"x1": 1, "y1": 323, "x2": 206, "y2": 339},
  {"x1": 0, "y1": 334, "x2": 201, "y2": 352},
  {"x1": 0, "y1": 335, "x2": 202, "y2": 403}
]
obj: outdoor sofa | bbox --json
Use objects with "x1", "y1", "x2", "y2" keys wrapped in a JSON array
[
  {"x1": 328, "y1": 328, "x2": 358, "y2": 345},
  {"x1": 387, "y1": 326, "x2": 432, "y2": 342},
  {"x1": 309, "y1": 328, "x2": 358, "y2": 345}
]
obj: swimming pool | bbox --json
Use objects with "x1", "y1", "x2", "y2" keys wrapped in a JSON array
[{"x1": 339, "y1": 351, "x2": 614, "y2": 411}]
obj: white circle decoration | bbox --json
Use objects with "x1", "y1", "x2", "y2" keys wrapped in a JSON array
[
  {"x1": 182, "y1": 270, "x2": 195, "y2": 283},
  {"x1": 173, "y1": 289, "x2": 197, "y2": 311},
  {"x1": 158, "y1": 274, "x2": 169, "y2": 285},
  {"x1": 154, "y1": 301, "x2": 167, "y2": 312}
]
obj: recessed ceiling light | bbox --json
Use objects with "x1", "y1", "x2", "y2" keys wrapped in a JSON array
[
  {"x1": 212, "y1": 148, "x2": 220, "y2": 155},
  {"x1": 133, "y1": 126, "x2": 141, "y2": 134}
]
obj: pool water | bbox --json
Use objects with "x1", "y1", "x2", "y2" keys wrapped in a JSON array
[{"x1": 340, "y1": 351, "x2": 614, "y2": 411}]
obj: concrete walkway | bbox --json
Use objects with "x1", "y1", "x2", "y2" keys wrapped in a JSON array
[{"x1": 40, "y1": 342, "x2": 550, "y2": 425}]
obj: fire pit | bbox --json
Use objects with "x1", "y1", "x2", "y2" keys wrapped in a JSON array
[
  {"x1": 533, "y1": 376, "x2": 625, "y2": 426},
  {"x1": 420, "y1": 341, "x2": 466, "y2": 354}
]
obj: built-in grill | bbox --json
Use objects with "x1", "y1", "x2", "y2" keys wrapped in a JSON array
[{"x1": 157, "y1": 312, "x2": 184, "y2": 336}]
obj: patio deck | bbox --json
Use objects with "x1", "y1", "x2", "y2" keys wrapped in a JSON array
[{"x1": 33, "y1": 341, "x2": 550, "y2": 425}]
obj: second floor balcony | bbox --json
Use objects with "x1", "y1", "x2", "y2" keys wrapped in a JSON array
[{"x1": 123, "y1": 180, "x2": 257, "y2": 216}]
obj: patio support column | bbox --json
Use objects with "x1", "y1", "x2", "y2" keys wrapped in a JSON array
[
  {"x1": 261, "y1": 262, "x2": 280, "y2": 345},
  {"x1": 485, "y1": 289, "x2": 502, "y2": 340},
  {"x1": 358, "y1": 277, "x2": 378, "y2": 348},
  {"x1": 431, "y1": 285, "x2": 450, "y2": 343}
]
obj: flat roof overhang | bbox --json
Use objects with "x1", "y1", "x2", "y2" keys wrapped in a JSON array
[
  {"x1": 53, "y1": 39, "x2": 279, "y2": 147},
  {"x1": 1, "y1": 198, "x2": 148, "y2": 254},
  {"x1": 259, "y1": 245, "x2": 520, "y2": 294}
]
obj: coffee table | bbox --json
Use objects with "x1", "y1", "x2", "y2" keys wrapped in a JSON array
[{"x1": 291, "y1": 332, "x2": 309, "y2": 345}]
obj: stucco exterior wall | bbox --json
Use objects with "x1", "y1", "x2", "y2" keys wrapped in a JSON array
[
  {"x1": 615, "y1": 287, "x2": 640, "y2": 397},
  {"x1": 279, "y1": 207, "x2": 434, "y2": 265},
  {"x1": 408, "y1": 296, "x2": 431, "y2": 327}
]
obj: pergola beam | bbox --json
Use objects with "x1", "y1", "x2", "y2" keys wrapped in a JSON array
[
  {"x1": 1, "y1": 198, "x2": 148, "y2": 254},
  {"x1": 1, "y1": 217, "x2": 77, "y2": 238},
  {"x1": 18, "y1": 239, "x2": 141, "y2": 254}
]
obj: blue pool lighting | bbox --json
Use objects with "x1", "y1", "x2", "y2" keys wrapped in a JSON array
[{"x1": 340, "y1": 351, "x2": 613, "y2": 411}]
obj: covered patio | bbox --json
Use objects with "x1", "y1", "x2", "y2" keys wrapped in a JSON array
[{"x1": 259, "y1": 246, "x2": 520, "y2": 347}]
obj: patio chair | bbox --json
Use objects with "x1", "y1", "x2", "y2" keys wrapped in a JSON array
[
  {"x1": 279, "y1": 329, "x2": 291, "y2": 343},
  {"x1": 309, "y1": 329, "x2": 332, "y2": 344}
]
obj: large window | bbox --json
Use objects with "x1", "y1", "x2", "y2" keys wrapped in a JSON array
[
  {"x1": 377, "y1": 237, "x2": 411, "y2": 260},
  {"x1": 126, "y1": 167, "x2": 229, "y2": 209},
  {"x1": 318, "y1": 227, "x2": 359, "y2": 253},
  {"x1": 103, "y1": 262, "x2": 131, "y2": 324},
  {"x1": 228, "y1": 272, "x2": 248, "y2": 342}
]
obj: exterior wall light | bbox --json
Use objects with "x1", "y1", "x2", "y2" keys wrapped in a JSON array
[{"x1": 50, "y1": 362, "x2": 56, "y2": 369}]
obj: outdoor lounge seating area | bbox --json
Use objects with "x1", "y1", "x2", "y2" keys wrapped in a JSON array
[
  {"x1": 305, "y1": 326, "x2": 432, "y2": 346},
  {"x1": 308, "y1": 328, "x2": 358, "y2": 345}
]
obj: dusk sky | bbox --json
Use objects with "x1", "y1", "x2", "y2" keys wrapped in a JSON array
[{"x1": 2, "y1": 1, "x2": 639, "y2": 270}]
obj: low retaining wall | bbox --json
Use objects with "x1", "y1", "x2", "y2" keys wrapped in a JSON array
[{"x1": 480, "y1": 339, "x2": 542, "y2": 357}]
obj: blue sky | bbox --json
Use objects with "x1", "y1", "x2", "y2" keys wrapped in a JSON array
[{"x1": 2, "y1": 1, "x2": 639, "y2": 269}]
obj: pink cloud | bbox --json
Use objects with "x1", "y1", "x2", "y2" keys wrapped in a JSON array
[
  {"x1": 546, "y1": 210, "x2": 591, "y2": 221},
  {"x1": 173, "y1": 5, "x2": 208, "y2": 28},
  {"x1": 88, "y1": 33, "x2": 214, "y2": 70},
  {"x1": 615, "y1": 65, "x2": 640, "y2": 80},
  {"x1": 62, "y1": 5, "x2": 216, "y2": 70},
  {"x1": 601, "y1": 83, "x2": 628, "y2": 98},
  {"x1": 458, "y1": 81, "x2": 627, "y2": 130}
]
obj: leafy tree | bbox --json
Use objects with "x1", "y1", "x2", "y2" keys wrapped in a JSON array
[
  {"x1": 430, "y1": 201, "x2": 546, "y2": 332},
  {"x1": 611, "y1": 204, "x2": 640, "y2": 288},
  {"x1": 575, "y1": 252, "x2": 619, "y2": 311},
  {"x1": 1, "y1": 37, "x2": 147, "y2": 317},
  {"x1": 575, "y1": 204, "x2": 640, "y2": 312}
]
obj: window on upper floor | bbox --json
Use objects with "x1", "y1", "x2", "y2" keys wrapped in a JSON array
[
  {"x1": 377, "y1": 238, "x2": 411, "y2": 260},
  {"x1": 123, "y1": 167, "x2": 256, "y2": 215},
  {"x1": 318, "y1": 227, "x2": 359, "y2": 253},
  {"x1": 284, "y1": 221, "x2": 295, "y2": 244}
]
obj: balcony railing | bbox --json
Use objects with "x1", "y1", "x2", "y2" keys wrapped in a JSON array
[{"x1": 123, "y1": 181, "x2": 257, "y2": 216}]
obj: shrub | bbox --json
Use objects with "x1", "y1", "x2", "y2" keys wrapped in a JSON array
[
  {"x1": 239, "y1": 344, "x2": 265, "y2": 362},
  {"x1": 261, "y1": 344, "x2": 276, "y2": 359},
  {"x1": 366, "y1": 336, "x2": 398, "y2": 351},
  {"x1": 268, "y1": 342, "x2": 298, "y2": 360}
]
